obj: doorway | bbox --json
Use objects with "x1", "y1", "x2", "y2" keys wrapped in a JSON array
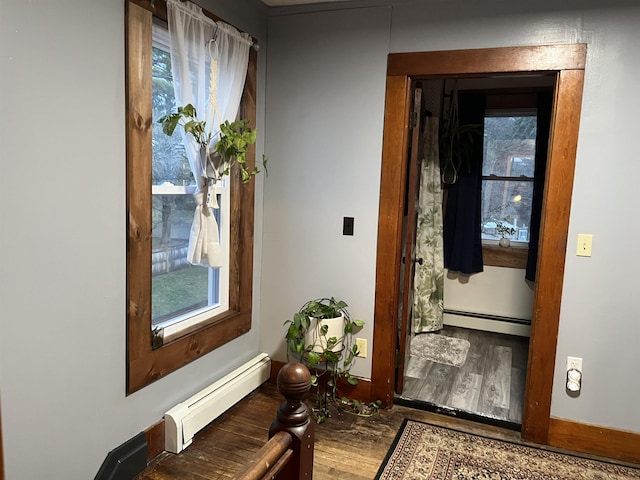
[
  {"x1": 396, "y1": 76, "x2": 554, "y2": 428},
  {"x1": 371, "y1": 44, "x2": 586, "y2": 444}
]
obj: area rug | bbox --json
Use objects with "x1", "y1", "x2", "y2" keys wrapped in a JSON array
[
  {"x1": 375, "y1": 419, "x2": 640, "y2": 479},
  {"x1": 410, "y1": 334, "x2": 470, "y2": 368}
]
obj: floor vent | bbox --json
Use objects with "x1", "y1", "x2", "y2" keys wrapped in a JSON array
[
  {"x1": 164, "y1": 353, "x2": 271, "y2": 453},
  {"x1": 94, "y1": 432, "x2": 147, "y2": 480}
]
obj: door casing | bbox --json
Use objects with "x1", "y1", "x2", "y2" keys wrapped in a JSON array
[{"x1": 370, "y1": 44, "x2": 586, "y2": 444}]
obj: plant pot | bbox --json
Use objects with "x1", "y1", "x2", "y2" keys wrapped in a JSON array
[
  {"x1": 499, "y1": 237, "x2": 511, "y2": 247},
  {"x1": 304, "y1": 315, "x2": 345, "y2": 353}
]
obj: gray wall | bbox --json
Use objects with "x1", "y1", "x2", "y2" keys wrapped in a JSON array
[
  {"x1": 261, "y1": 0, "x2": 640, "y2": 433},
  {"x1": 261, "y1": 6, "x2": 392, "y2": 378},
  {"x1": 2, "y1": 1, "x2": 639, "y2": 477},
  {"x1": 0, "y1": 0, "x2": 267, "y2": 478}
]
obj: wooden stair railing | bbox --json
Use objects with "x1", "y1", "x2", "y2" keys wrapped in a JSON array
[{"x1": 232, "y1": 362, "x2": 314, "y2": 480}]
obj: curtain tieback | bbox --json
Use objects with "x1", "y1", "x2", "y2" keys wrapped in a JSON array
[{"x1": 199, "y1": 179, "x2": 219, "y2": 210}]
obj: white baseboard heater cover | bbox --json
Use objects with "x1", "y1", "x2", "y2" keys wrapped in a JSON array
[{"x1": 164, "y1": 353, "x2": 271, "y2": 453}]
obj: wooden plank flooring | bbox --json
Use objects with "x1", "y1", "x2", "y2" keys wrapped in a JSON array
[
  {"x1": 136, "y1": 381, "x2": 524, "y2": 480},
  {"x1": 398, "y1": 326, "x2": 529, "y2": 424}
]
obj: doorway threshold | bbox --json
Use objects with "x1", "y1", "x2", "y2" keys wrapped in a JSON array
[{"x1": 394, "y1": 395, "x2": 521, "y2": 432}]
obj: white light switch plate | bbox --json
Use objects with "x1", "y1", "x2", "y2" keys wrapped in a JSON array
[{"x1": 576, "y1": 234, "x2": 593, "y2": 257}]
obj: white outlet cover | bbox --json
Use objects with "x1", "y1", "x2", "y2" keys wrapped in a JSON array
[
  {"x1": 567, "y1": 356, "x2": 583, "y2": 371},
  {"x1": 355, "y1": 338, "x2": 367, "y2": 358}
]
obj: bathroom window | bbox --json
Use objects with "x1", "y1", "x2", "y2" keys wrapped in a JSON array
[{"x1": 481, "y1": 113, "x2": 537, "y2": 247}]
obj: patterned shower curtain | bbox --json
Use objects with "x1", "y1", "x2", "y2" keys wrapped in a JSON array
[{"x1": 413, "y1": 117, "x2": 444, "y2": 333}]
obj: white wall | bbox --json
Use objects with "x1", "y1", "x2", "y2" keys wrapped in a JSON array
[
  {"x1": 445, "y1": 267, "x2": 534, "y2": 336},
  {"x1": 0, "y1": 1, "x2": 267, "y2": 478},
  {"x1": 262, "y1": 0, "x2": 640, "y2": 434},
  {"x1": 445, "y1": 268, "x2": 534, "y2": 319}
]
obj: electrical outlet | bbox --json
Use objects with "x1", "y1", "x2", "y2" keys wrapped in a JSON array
[
  {"x1": 567, "y1": 356, "x2": 583, "y2": 371},
  {"x1": 355, "y1": 338, "x2": 367, "y2": 358}
]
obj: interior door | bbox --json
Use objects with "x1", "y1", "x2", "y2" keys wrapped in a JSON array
[{"x1": 395, "y1": 85, "x2": 426, "y2": 394}]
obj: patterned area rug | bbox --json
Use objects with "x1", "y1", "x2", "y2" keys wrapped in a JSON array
[
  {"x1": 375, "y1": 419, "x2": 640, "y2": 479},
  {"x1": 410, "y1": 334, "x2": 470, "y2": 368}
]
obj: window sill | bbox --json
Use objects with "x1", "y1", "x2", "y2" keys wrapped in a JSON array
[{"x1": 483, "y1": 244, "x2": 528, "y2": 269}]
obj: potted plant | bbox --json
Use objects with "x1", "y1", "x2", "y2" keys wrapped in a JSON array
[
  {"x1": 496, "y1": 221, "x2": 516, "y2": 247},
  {"x1": 158, "y1": 103, "x2": 267, "y2": 183},
  {"x1": 284, "y1": 297, "x2": 378, "y2": 422}
]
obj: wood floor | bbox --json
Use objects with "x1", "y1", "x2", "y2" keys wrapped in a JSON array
[
  {"x1": 136, "y1": 381, "x2": 524, "y2": 480},
  {"x1": 398, "y1": 326, "x2": 529, "y2": 425}
]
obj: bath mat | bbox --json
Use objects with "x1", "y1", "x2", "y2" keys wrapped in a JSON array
[{"x1": 410, "y1": 334, "x2": 470, "y2": 368}]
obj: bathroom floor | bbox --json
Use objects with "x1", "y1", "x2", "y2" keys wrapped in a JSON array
[{"x1": 397, "y1": 325, "x2": 529, "y2": 425}]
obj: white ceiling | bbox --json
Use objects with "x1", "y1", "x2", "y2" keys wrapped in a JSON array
[{"x1": 260, "y1": 0, "x2": 353, "y2": 6}]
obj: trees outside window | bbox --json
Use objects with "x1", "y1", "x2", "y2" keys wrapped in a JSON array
[{"x1": 481, "y1": 114, "x2": 537, "y2": 245}]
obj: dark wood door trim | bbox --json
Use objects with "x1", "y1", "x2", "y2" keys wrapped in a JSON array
[
  {"x1": 396, "y1": 86, "x2": 425, "y2": 393},
  {"x1": 371, "y1": 74, "x2": 412, "y2": 407},
  {"x1": 522, "y1": 67, "x2": 584, "y2": 442},
  {"x1": 1, "y1": 392, "x2": 4, "y2": 480},
  {"x1": 371, "y1": 44, "x2": 586, "y2": 445},
  {"x1": 387, "y1": 44, "x2": 586, "y2": 77}
]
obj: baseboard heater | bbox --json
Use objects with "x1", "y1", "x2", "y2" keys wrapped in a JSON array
[
  {"x1": 165, "y1": 353, "x2": 271, "y2": 453},
  {"x1": 444, "y1": 309, "x2": 531, "y2": 325}
]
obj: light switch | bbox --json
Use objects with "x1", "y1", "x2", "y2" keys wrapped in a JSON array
[
  {"x1": 343, "y1": 217, "x2": 354, "y2": 236},
  {"x1": 576, "y1": 234, "x2": 593, "y2": 257}
]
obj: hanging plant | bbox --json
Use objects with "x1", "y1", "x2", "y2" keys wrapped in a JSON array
[{"x1": 158, "y1": 103, "x2": 267, "y2": 183}]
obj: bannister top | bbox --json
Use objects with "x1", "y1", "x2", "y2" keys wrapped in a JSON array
[{"x1": 277, "y1": 363, "x2": 311, "y2": 400}]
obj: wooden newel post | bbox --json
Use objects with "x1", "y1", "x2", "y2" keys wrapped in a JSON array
[{"x1": 269, "y1": 363, "x2": 314, "y2": 480}]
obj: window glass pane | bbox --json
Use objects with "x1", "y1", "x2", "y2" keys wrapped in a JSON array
[
  {"x1": 152, "y1": 265, "x2": 209, "y2": 325},
  {"x1": 150, "y1": 24, "x2": 223, "y2": 332},
  {"x1": 481, "y1": 115, "x2": 537, "y2": 244},
  {"x1": 151, "y1": 195, "x2": 209, "y2": 325},
  {"x1": 152, "y1": 46, "x2": 192, "y2": 186},
  {"x1": 481, "y1": 180, "x2": 534, "y2": 242},
  {"x1": 482, "y1": 116, "x2": 536, "y2": 177}
]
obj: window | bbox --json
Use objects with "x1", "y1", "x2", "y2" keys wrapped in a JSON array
[
  {"x1": 481, "y1": 113, "x2": 537, "y2": 247},
  {"x1": 126, "y1": 0, "x2": 257, "y2": 393},
  {"x1": 150, "y1": 22, "x2": 230, "y2": 343}
]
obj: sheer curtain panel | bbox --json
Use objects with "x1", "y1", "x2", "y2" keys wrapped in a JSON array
[{"x1": 167, "y1": 0, "x2": 252, "y2": 267}]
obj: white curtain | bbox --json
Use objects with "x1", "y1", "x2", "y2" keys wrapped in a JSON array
[{"x1": 167, "y1": 0, "x2": 252, "y2": 267}]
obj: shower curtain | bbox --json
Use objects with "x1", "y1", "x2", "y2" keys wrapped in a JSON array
[{"x1": 413, "y1": 116, "x2": 444, "y2": 333}]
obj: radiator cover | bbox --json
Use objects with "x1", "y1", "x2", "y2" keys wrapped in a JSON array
[{"x1": 164, "y1": 353, "x2": 271, "y2": 453}]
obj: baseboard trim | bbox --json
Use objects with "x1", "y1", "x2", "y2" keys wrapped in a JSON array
[
  {"x1": 548, "y1": 417, "x2": 640, "y2": 465},
  {"x1": 270, "y1": 360, "x2": 286, "y2": 383},
  {"x1": 145, "y1": 419, "x2": 165, "y2": 462},
  {"x1": 94, "y1": 432, "x2": 147, "y2": 480}
]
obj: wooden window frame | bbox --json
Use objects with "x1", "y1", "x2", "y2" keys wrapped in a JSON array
[
  {"x1": 126, "y1": 0, "x2": 257, "y2": 394},
  {"x1": 482, "y1": 244, "x2": 528, "y2": 268},
  {"x1": 440, "y1": 89, "x2": 552, "y2": 269},
  {"x1": 480, "y1": 90, "x2": 546, "y2": 269}
]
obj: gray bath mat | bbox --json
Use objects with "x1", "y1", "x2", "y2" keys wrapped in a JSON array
[{"x1": 410, "y1": 334, "x2": 470, "y2": 367}]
